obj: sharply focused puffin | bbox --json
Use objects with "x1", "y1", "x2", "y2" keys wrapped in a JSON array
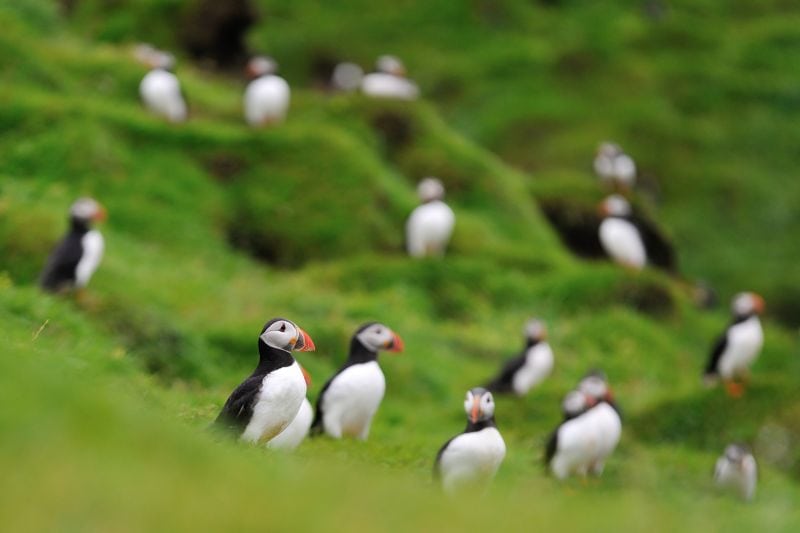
[
  {"x1": 598, "y1": 195, "x2": 647, "y2": 270},
  {"x1": 267, "y1": 366, "x2": 314, "y2": 450},
  {"x1": 311, "y1": 322, "x2": 404, "y2": 440},
  {"x1": 214, "y1": 318, "x2": 315, "y2": 443},
  {"x1": 406, "y1": 177, "x2": 455, "y2": 258},
  {"x1": 243, "y1": 56, "x2": 291, "y2": 126},
  {"x1": 39, "y1": 198, "x2": 107, "y2": 293},
  {"x1": 714, "y1": 443, "x2": 758, "y2": 501},
  {"x1": 704, "y1": 292, "x2": 765, "y2": 397},
  {"x1": 434, "y1": 387, "x2": 506, "y2": 494},
  {"x1": 593, "y1": 142, "x2": 636, "y2": 190},
  {"x1": 486, "y1": 319, "x2": 554, "y2": 396},
  {"x1": 361, "y1": 55, "x2": 419, "y2": 100},
  {"x1": 139, "y1": 50, "x2": 187, "y2": 123}
]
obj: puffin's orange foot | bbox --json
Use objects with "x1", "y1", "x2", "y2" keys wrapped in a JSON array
[{"x1": 725, "y1": 381, "x2": 745, "y2": 398}]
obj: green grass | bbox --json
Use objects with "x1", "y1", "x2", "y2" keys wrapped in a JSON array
[{"x1": 1, "y1": 1, "x2": 799, "y2": 530}]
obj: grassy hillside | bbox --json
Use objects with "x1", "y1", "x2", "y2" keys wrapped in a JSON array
[{"x1": 1, "y1": 1, "x2": 799, "y2": 530}]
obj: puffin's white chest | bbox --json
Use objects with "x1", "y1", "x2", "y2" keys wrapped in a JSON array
[
  {"x1": 361, "y1": 73, "x2": 419, "y2": 100},
  {"x1": 244, "y1": 75, "x2": 291, "y2": 125},
  {"x1": 511, "y1": 343, "x2": 554, "y2": 395},
  {"x1": 599, "y1": 217, "x2": 646, "y2": 268},
  {"x1": 406, "y1": 201, "x2": 456, "y2": 257},
  {"x1": 241, "y1": 362, "x2": 306, "y2": 443},
  {"x1": 588, "y1": 403, "x2": 622, "y2": 459},
  {"x1": 140, "y1": 69, "x2": 186, "y2": 123},
  {"x1": 718, "y1": 317, "x2": 764, "y2": 378},
  {"x1": 439, "y1": 427, "x2": 506, "y2": 493},
  {"x1": 322, "y1": 361, "x2": 385, "y2": 437},
  {"x1": 75, "y1": 230, "x2": 104, "y2": 288},
  {"x1": 267, "y1": 397, "x2": 313, "y2": 451},
  {"x1": 715, "y1": 456, "x2": 757, "y2": 500}
]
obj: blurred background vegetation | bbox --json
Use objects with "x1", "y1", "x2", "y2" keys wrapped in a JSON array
[{"x1": 1, "y1": 0, "x2": 798, "y2": 530}]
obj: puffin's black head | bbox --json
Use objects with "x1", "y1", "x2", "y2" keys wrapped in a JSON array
[
  {"x1": 598, "y1": 194, "x2": 632, "y2": 218},
  {"x1": 578, "y1": 370, "x2": 614, "y2": 404},
  {"x1": 731, "y1": 292, "x2": 765, "y2": 319},
  {"x1": 354, "y1": 322, "x2": 404, "y2": 353},
  {"x1": 69, "y1": 197, "x2": 106, "y2": 227},
  {"x1": 524, "y1": 318, "x2": 547, "y2": 343},
  {"x1": 464, "y1": 387, "x2": 495, "y2": 424},
  {"x1": 259, "y1": 317, "x2": 316, "y2": 353}
]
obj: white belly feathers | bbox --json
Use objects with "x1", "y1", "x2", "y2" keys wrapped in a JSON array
[
  {"x1": 241, "y1": 361, "x2": 306, "y2": 443},
  {"x1": 322, "y1": 361, "x2": 386, "y2": 439},
  {"x1": 718, "y1": 317, "x2": 764, "y2": 379},
  {"x1": 439, "y1": 428, "x2": 506, "y2": 494},
  {"x1": 75, "y1": 230, "x2": 104, "y2": 288}
]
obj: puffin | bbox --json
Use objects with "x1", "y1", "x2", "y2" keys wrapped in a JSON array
[
  {"x1": 139, "y1": 50, "x2": 187, "y2": 123},
  {"x1": 361, "y1": 55, "x2": 419, "y2": 100},
  {"x1": 311, "y1": 322, "x2": 404, "y2": 440},
  {"x1": 703, "y1": 292, "x2": 765, "y2": 397},
  {"x1": 214, "y1": 318, "x2": 315, "y2": 444},
  {"x1": 243, "y1": 56, "x2": 291, "y2": 126},
  {"x1": 593, "y1": 142, "x2": 636, "y2": 190},
  {"x1": 576, "y1": 371, "x2": 622, "y2": 476},
  {"x1": 434, "y1": 387, "x2": 506, "y2": 494},
  {"x1": 267, "y1": 366, "x2": 314, "y2": 451},
  {"x1": 598, "y1": 195, "x2": 647, "y2": 270},
  {"x1": 39, "y1": 198, "x2": 106, "y2": 293},
  {"x1": 331, "y1": 62, "x2": 364, "y2": 92},
  {"x1": 405, "y1": 177, "x2": 456, "y2": 258},
  {"x1": 486, "y1": 319, "x2": 554, "y2": 396},
  {"x1": 714, "y1": 443, "x2": 758, "y2": 501},
  {"x1": 544, "y1": 389, "x2": 597, "y2": 479}
]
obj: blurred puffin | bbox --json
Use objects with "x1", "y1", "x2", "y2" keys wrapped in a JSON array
[
  {"x1": 704, "y1": 292, "x2": 765, "y2": 397},
  {"x1": 311, "y1": 322, "x2": 404, "y2": 440},
  {"x1": 139, "y1": 50, "x2": 187, "y2": 123},
  {"x1": 598, "y1": 195, "x2": 647, "y2": 270},
  {"x1": 267, "y1": 366, "x2": 314, "y2": 450},
  {"x1": 406, "y1": 177, "x2": 455, "y2": 258},
  {"x1": 361, "y1": 55, "x2": 419, "y2": 100},
  {"x1": 39, "y1": 198, "x2": 106, "y2": 293},
  {"x1": 214, "y1": 318, "x2": 315, "y2": 443},
  {"x1": 486, "y1": 319, "x2": 554, "y2": 396},
  {"x1": 594, "y1": 142, "x2": 636, "y2": 190},
  {"x1": 331, "y1": 62, "x2": 364, "y2": 92},
  {"x1": 545, "y1": 389, "x2": 596, "y2": 478},
  {"x1": 577, "y1": 371, "x2": 622, "y2": 476},
  {"x1": 434, "y1": 388, "x2": 506, "y2": 494},
  {"x1": 243, "y1": 56, "x2": 291, "y2": 126},
  {"x1": 714, "y1": 443, "x2": 758, "y2": 501}
]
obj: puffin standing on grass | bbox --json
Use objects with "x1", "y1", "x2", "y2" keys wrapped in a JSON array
[
  {"x1": 577, "y1": 371, "x2": 622, "y2": 476},
  {"x1": 243, "y1": 56, "x2": 291, "y2": 126},
  {"x1": 267, "y1": 366, "x2": 314, "y2": 451},
  {"x1": 406, "y1": 177, "x2": 456, "y2": 258},
  {"x1": 214, "y1": 318, "x2": 315, "y2": 444},
  {"x1": 311, "y1": 322, "x2": 404, "y2": 440},
  {"x1": 544, "y1": 389, "x2": 596, "y2": 479},
  {"x1": 361, "y1": 55, "x2": 419, "y2": 100},
  {"x1": 714, "y1": 443, "x2": 758, "y2": 501},
  {"x1": 434, "y1": 388, "x2": 506, "y2": 494},
  {"x1": 486, "y1": 319, "x2": 554, "y2": 396},
  {"x1": 139, "y1": 51, "x2": 187, "y2": 123},
  {"x1": 39, "y1": 198, "x2": 106, "y2": 293},
  {"x1": 598, "y1": 195, "x2": 647, "y2": 270},
  {"x1": 704, "y1": 292, "x2": 765, "y2": 397}
]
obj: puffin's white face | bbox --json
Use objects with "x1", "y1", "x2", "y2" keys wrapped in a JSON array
[
  {"x1": 356, "y1": 323, "x2": 404, "y2": 353},
  {"x1": 150, "y1": 51, "x2": 175, "y2": 70},
  {"x1": 578, "y1": 374, "x2": 611, "y2": 403},
  {"x1": 464, "y1": 388, "x2": 495, "y2": 423},
  {"x1": 724, "y1": 444, "x2": 748, "y2": 465},
  {"x1": 524, "y1": 319, "x2": 547, "y2": 342},
  {"x1": 247, "y1": 56, "x2": 277, "y2": 78},
  {"x1": 417, "y1": 177, "x2": 445, "y2": 202},
  {"x1": 731, "y1": 292, "x2": 765, "y2": 317},
  {"x1": 260, "y1": 319, "x2": 316, "y2": 352},
  {"x1": 332, "y1": 62, "x2": 364, "y2": 91},
  {"x1": 70, "y1": 198, "x2": 106, "y2": 224},
  {"x1": 598, "y1": 142, "x2": 621, "y2": 158},
  {"x1": 561, "y1": 390, "x2": 589, "y2": 417},
  {"x1": 377, "y1": 55, "x2": 406, "y2": 76},
  {"x1": 600, "y1": 195, "x2": 632, "y2": 217}
]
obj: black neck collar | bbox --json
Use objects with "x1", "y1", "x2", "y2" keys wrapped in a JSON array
[
  {"x1": 524, "y1": 338, "x2": 542, "y2": 349},
  {"x1": 254, "y1": 339, "x2": 295, "y2": 375},
  {"x1": 70, "y1": 217, "x2": 90, "y2": 233},
  {"x1": 346, "y1": 337, "x2": 378, "y2": 364},
  {"x1": 464, "y1": 417, "x2": 497, "y2": 433},
  {"x1": 731, "y1": 313, "x2": 757, "y2": 325}
]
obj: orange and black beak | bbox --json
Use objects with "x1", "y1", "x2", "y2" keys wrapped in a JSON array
[
  {"x1": 295, "y1": 328, "x2": 316, "y2": 352},
  {"x1": 385, "y1": 332, "x2": 404, "y2": 353},
  {"x1": 92, "y1": 206, "x2": 108, "y2": 222},
  {"x1": 470, "y1": 396, "x2": 481, "y2": 423},
  {"x1": 753, "y1": 294, "x2": 766, "y2": 314},
  {"x1": 300, "y1": 366, "x2": 312, "y2": 387},
  {"x1": 585, "y1": 393, "x2": 599, "y2": 408}
]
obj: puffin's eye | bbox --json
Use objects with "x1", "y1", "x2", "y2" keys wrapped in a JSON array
[
  {"x1": 279, "y1": 323, "x2": 286, "y2": 332},
  {"x1": 375, "y1": 328, "x2": 382, "y2": 334}
]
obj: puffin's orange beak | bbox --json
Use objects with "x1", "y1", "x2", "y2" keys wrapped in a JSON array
[
  {"x1": 93, "y1": 207, "x2": 107, "y2": 222},
  {"x1": 300, "y1": 366, "x2": 312, "y2": 387},
  {"x1": 386, "y1": 332, "x2": 404, "y2": 353},
  {"x1": 605, "y1": 388, "x2": 615, "y2": 404},
  {"x1": 753, "y1": 295, "x2": 766, "y2": 314},
  {"x1": 297, "y1": 328, "x2": 316, "y2": 352},
  {"x1": 470, "y1": 397, "x2": 481, "y2": 424},
  {"x1": 597, "y1": 202, "x2": 609, "y2": 216},
  {"x1": 585, "y1": 393, "x2": 598, "y2": 408}
]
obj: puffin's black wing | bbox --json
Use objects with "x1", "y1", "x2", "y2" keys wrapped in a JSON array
[
  {"x1": 310, "y1": 369, "x2": 344, "y2": 435},
  {"x1": 213, "y1": 374, "x2": 263, "y2": 435},
  {"x1": 704, "y1": 331, "x2": 729, "y2": 377},
  {"x1": 39, "y1": 233, "x2": 83, "y2": 291},
  {"x1": 485, "y1": 352, "x2": 527, "y2": 394},
  {"x1": 544, "y1": 427, "x2": 559, "y2": 470},
  {"x1": 433, "y1": 435, "x2": 458, "y2": 480},
  {"x1": 631, "y1": 213, "x2": 677, "y2": 272}
]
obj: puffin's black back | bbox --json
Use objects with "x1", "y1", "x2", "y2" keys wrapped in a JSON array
[
  {"x1": 39, "y1": 226, "x2": 86, "y2": 292},
  {"x1": 485, "y1": 340, "x2": 539, "y2": 393}
]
